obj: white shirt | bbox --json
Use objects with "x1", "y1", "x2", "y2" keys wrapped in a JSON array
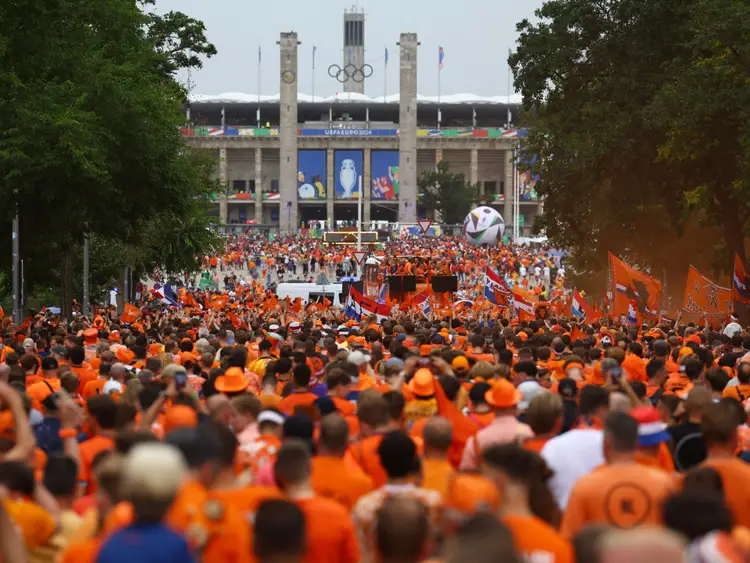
[
  {"x1": 724, "y1": 322, "x2": 743, "y2": 337},
  {"x1": 541, "y1": 429, "x2": 604, "y2": 509}
]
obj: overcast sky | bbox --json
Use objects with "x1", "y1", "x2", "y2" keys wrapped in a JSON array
[{"x1": 155, "y1": 0, "x2": 545, "y2": 98}]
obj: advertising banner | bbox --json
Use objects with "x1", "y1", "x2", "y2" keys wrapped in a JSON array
[
  {"x1": 370, "y1": 151, "x2": 399, "y2": 200},
  {"x1": 297, "y1": 150, "x2": 327, "y2": 200},
  {"x1": 334, "y1": 150, "x2": 363, "y2": 199}
]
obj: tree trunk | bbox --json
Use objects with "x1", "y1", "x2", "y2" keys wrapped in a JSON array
[{"x1": 60, "y1": 247, "x2": 74, "y2": 321}]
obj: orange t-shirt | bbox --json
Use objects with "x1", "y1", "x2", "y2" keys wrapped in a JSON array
[
  {"x1": 722, "y1": 384, "x2": 750, "y2": 402},
  {"x1": 278, "y1": 391, "x2": 319, "y2": 415},
  {"x1": 311, "y1": 456, "x2": 374, "y2": 510},
  {"x1": 82, "y1": 379, "x2": 107, "y2": 400},
  {"x1": 421, "y1": 458, "x2": 456, "y2": 498},
  {"x1": 78, "y1": 435, "x2": 115, "y2": 494},
  {"x1": 560, "y1": 462, "x2": 675, "y2": 539},
  {"x1": 503, "y1": 514, "x2": 573, "y2": 563},
  {"x1": 524, "y1": 437, "x2": 551, "y2": 454},
  {"x1": 59, "y1": 538, "x2": 101, "y2": 563},
  {"x1": 348, "y1": 434, "x2": 387, "y2": 488},
  {"x1": 702, "y1": 458, "x2": 750, "y2": 528},
  {"x1": 294, "y1": 496, "x2": 360, "y2": 563},
  {"x1": 26, "y1": 378, "x2": 61, "y2": 410},
  {"x1": 71, "y1": 364, "x2": 98, "y2": 394}
]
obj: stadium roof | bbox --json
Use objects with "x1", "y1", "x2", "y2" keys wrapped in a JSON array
[{"x1": 189, "y1": 92, "x2": 523, "y2": 105}]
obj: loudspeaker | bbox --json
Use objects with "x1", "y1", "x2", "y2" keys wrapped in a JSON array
[
  {"x1": 431, "y1": 276, "x2": 458, "y2": 293},
  {"x1": 387, "y1": 276, "x2": 417, "y2": 293}
]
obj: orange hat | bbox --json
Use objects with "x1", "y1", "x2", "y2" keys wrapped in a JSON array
[
  {"x1": 108, "y1": 331, "x2": 121, "y2": 343},
  {"x1": 148, "y1": 343, "x2": 163, "y2": 356},
  {"x1": 484, "y1": 379, "x2": 522, "y2": 408},
  {"x1": 83, "y1": 328, "x2": 98, "y2": 345},
  {"x1": 93, "y1": 315, "x2": 105, "y2": 328},
  {"x1": 131, "y1": 322, "x2": 144, "y2": 334},
  {"x1": 419, "y1": 344, "x2": 432, "y2": 357},
  {"x1": 517, "y1": 332, "x2": 528, "y2": 342},
  {"x1": 163, "y1": 405, "x2": 198, "y2": 435},
  {"x1": 408, "y1": 368, "x2": 436, "y2": 396},
  {"x1": 215, "y1": 367, "x2": 250, "y2": 393},
  {"x1": 686, "y1": 334, "x2": 701, "y2": 345},
  {"x1": 452, "y1": 356, "x2": 469, "y2": 374},
  {"x1": 678, "y1": 346, "x2": 694, "y2": 359},
  {"x1": 115, "y1": 348, "x2": 135, "y2": 364}
]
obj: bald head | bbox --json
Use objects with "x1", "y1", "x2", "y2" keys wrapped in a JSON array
[
  {"x1": 423, "y1": 416, "x2": 453, "y2": 455},
  {"x1": 206, "y1": 394, "x2": 231, "y2": 423},
  {"x1": 319, "y1": 414, "x2": 349, "y2": 455},
  {"x1": 110, "y1": 362, "x2": 126, "y2": 380}
]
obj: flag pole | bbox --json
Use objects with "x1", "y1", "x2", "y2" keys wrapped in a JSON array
[
  {"x1": 437, "y1": 46, "x2": 441, "y2": 129},
  {"x1": 312, "y1": 45, "x2": 316, "y2": 102},
  {"x1": 257, "y1": 45, "x2": 261, "y2": 127},
  {"x1": 384, "y1": 45, "x2": 387, "y2": 103},
  {"x1": 507, "y1": 47, "x2": 512, "y2": 127}
]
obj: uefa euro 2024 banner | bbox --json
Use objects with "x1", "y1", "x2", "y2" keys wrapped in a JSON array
[
  {"x1": 297, "y1": 150, "x2": 327, "y2": 200},
  {"x1": 371, "y1": 151, "x2": 399, "y2": 200},
  {"x1": 334, "y1": 150, "x2": 363, "y2": 200}
]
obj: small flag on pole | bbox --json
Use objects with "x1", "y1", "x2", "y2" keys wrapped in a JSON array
[
  {"x1": 439, "y1": 46, "x2": 445, "y2": 70},
  {"x1": 313, "y1": 45, "x2": 317, "y2": 69},
  {"x1": 385, "y1": 46, "x2": 389, "y2": 66}
]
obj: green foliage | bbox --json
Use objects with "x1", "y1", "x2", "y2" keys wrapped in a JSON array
[
  {"x1": 510, "y1": 0, "x2": 750, "y2": 295},
  {"x1": 0, "y1": 0, "x2": 219, "y2": 313},
  {"x1": 418, "y1": 161, "x2": 479, "y2": 225}
]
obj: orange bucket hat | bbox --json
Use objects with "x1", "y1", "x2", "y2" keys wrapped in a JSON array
[
  {"x1": 214, "y1": 367, "x2": 250, "y2": 394},
  {"x1": 484, "y1": 379, "x2": 522, "y2": 408},
  {"x1": 407, "y1": 368, "x2": 436, "y2": 396}
]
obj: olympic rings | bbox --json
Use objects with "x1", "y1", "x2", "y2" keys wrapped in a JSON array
[{"x1": 328, "y1": 63, "x2": 374, "y2": 83}]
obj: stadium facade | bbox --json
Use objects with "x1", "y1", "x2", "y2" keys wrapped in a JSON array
[{"x1": 182, "y1": 8, "x2": 540, "y2": 234}]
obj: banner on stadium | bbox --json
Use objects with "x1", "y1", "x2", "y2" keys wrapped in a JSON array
[
  {"x1": 682, "y1": 265, "x2": 731, "y2": 319},
  {"x1": 609, "y1": 253, "x2": 662, "y2": 320},
  {"x1": 345, "y1": 286, "x2": 391, "y2": 321}
]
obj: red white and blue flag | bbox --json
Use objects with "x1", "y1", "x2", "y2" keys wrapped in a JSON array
[
  {"x1": 571, "y1": 288, "x2": 595, "y2": 320},
  {"x1": 413, "y1": 291, "x2": 432, "y2": 316},
  {"x1": 345, "y1": 286, "x2": 391, "y2": 321},
  {"x1": 733, "y1": 254, "x2": 750, "y2": 304},
  {"x1": 150, "y1": 284, "x2": 179, "y2": 307},
  {"x1": 484, "y1": 267, "x2": 512, "y2": 306},
  {"x1": 439, "y1": 47, "x2": 445, "y2": 70},
  {"x1": 511, "y1": 291, "x2": 535, "y2": 321}
]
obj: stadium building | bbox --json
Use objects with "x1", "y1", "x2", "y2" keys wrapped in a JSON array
[{"x1": 182, "y1": 7, "x2": 539, "y2": 234}]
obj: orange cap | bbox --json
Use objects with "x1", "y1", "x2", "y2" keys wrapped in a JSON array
[
  {"x1": 484, "y1": 379, "x2": 522, "y2": 408},
  {"x1": 148, "y1": 343, "x2": 163, "y2": 356},
  {"x1": 163, "y1": 405, "x2": 198, "y2": 435},
  {"x1": 115, "y1": 348, "x2": 135, "y2": 364},
  {"x1": 407, "y1": 368, "x2": 435, "y2": 396},
  {"x1": 419, "y1": 345, "x2": 432, "y2": 357},
  {"x1": 83, "y1": 328, "x2": 98, "y2": 344},
  {"x1": 452, "y1": 356, "x2": 469, "y2": 374}
]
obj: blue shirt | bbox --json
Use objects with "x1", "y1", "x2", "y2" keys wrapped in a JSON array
[
  {"x1": 97, "y1": 523, "x2": 195, "y2": 563},
  {"x1": 34, "y1": 417, "x2": 87, "y2": 455}
]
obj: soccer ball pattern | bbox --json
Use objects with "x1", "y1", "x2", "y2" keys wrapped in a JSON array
[{"x1": 463, "y1": 206, "x2": 505, "y2": 245}]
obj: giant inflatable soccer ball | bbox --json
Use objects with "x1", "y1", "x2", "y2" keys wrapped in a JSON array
[{"x1": 463, "y1": 206, "x2": 505, "y2": 245}]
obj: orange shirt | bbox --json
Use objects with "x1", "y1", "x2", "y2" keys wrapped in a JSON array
[
  {"x1": 311, "y1": 456, "x2": 374, "y2": 510},
  {"x1": 722, "y1": 384, "x2": 750, "y2": 402},
  {"x1": 26, "y1": 378, "x2": 61, "y2": 410},
  {"x1": 331, "y1": 397, "x2": 357, "y2": 417},
  {"x1": 167, "y1": 480, "x2": 252, "y2": 563},
  {"x1": 3, "y1": 498, "x2": 56, "y2": 549},
  {"x1": 59, "y1": 538, "x2": 101, "y2": 563},
  {"x1": 503, "y1": 514, "x2": 573, "y2": 563},
  {"x1": 294, "y1": 496, "x2": 360, "y2": 563},
  {"x1": 71, "y1": 364, "x2": 98, "y2": 394},
  {"x1": 78, "y1": 435, "x2": 115, "y2": 494},
  {"x1": 421, "y1": 458, "x2": 456, "y2": 498},
  {"x1": 82, "y1": 378, "x2": 107, "y2": 400},
  {"x1": 524, "y1": 437, "x2": 551, "y2": 454},
  {"x1": 702, "y1": 458, "x2": 750, "y2": 528},
  {"x1": 349, "y1": 434, "x2": 387, "y2": 488},
  {"x1": 560, "y1": 462, "x2": 675, "y2": 539},
  {"x1": 278, "y1": 391, "x2": 319, "y2": 415}
]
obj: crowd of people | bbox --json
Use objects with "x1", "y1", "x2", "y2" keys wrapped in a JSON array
[{"x1": 1, "y1": 234, "x2": 749, "y2": 563}]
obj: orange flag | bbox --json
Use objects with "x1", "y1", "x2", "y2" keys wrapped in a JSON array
[
  {"x1": 609, "y1": 253, "x2": 662, "y2": 319},
  {"x1": 0, "y1": 305, "x2": 5, "y2": 320},
  {"x1": 121, "y1": 303, "x2": 139, "y2": 324},
  {"x1": 570, "y1": 325, "x2": 586, "y2": 342},
  {"x1": 682, "y1": 265, "x2": 731, "y2": 320}
]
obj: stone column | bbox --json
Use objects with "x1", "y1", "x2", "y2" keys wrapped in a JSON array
[
  {"x1": 398, "y1": 33, "x2": 418, "y2": 224},
  {"x1": 219, "y1": 148, "x2": 228, "y2": 224},
  {"x1": 363, "y1": 148, "x2": 371, "y2": 225},
  {"x1": 435, "y1": 148, "x2": 443, "y2": 166},
  {"x1": 504, "y1": 148, "x2": 514, "y2": 227},
  {"x1": 278, "y1": 32, "x2": 300, "y2": 233},
  {"x1": 470, "y1": 148, "x2": 479, "y2": 193},
  {"x1": 326, "y1": 148, "x2": 334, "y2": 229},
  {"x1": 254, "y1": 147, "x2": 263, "y2": 224}
]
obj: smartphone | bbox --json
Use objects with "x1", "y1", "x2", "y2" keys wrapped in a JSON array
[
  {"x1": 175, "y1": 371, "x2": 188, "y2": 390},
  {"x1": 610, "y1": 366, "x2": 623, "y2": 383}
]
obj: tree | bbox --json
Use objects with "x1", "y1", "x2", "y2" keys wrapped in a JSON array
[
  {"x1": 0, "y1": 0, "x2": 220, "y2": 316},
  {"x1": 418, "y1": 161, "x2": 479, "y2": 224},
  {"x1": 509, "y1": 0, "x2": 750, "y2": 298}
]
